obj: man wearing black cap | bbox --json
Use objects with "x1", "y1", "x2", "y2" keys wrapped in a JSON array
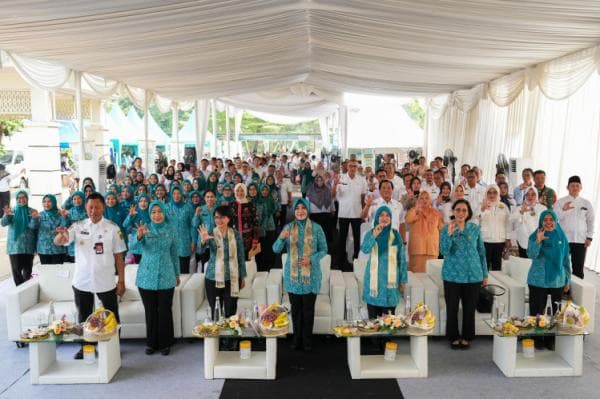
[{"x1": 556, "y1": 176, "x2": 595, "y2": 279}]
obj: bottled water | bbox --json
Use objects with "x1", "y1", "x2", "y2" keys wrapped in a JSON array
[{"x1": 214, "y1": 297, "x2": 223, "y2": 321}]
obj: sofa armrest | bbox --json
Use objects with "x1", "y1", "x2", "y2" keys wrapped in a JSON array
[
  {"x1": 251, "y1": 271, "x2": 268, "y2": 306},
  {"x1": 6, "y1": 279, "x2": 40, "y2": 341},
  {"x1": 266, "y1": 269, "x2": 283, "y2": 305},
  {"x1": 570, "y1": 276, "x2": 596, "y2": 333},
  {"x1": 180, "y1": 273, "x2": 206, "y2": 337},
  {"x1": 489, "y1": 271, "x2": 525, "y2": 318},
  {"x1": 407, "y1": 272, "x2": 425, "y2": 305},
  {"x1": 330, "y1": 270, "x2": 346, "y2": 325},
  {"x1": 343, "y1": 272, "x2": 359, "y2": 309}
]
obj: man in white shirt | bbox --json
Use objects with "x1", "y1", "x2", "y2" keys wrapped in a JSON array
[
  {"x1": 556, "y1": 175, "x2": 595, "y2": 279},
  {"x1": 384, "y1": 162, "x2": 404, "y2": 201},
  {"x1": 464, "y1": 169, "x2": 486, "y2": 211},
  {"x1": 276, "y1": 169, "x2": 294, "y2": 229},
  {"x1": 361, "y1": 180, "x2": 406, "y2": 243},
  {"x1": 333, "y1": 160, "x2": 367, "y2": 271},
  {"x1": 54, "y1": 192, "x2": 127, "y2": 359},
  {"x1": 421, "y1": 169, "x2": 440, "y2": 200}
]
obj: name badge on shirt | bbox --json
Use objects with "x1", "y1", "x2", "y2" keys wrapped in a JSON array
[
  {"x1": 94, "y1": 242, "x2": 104, "y2": 255},
  {"x1": 80, "y1": 230, "x2": 90, "y2": 236}
]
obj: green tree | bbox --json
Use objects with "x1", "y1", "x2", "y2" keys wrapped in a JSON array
[
  {"x1": 0, "y1": 117, "x2": 24, "y2": 154},
  {"x1": 402, "y1": 99, "x2": 426, "y2": 129}
]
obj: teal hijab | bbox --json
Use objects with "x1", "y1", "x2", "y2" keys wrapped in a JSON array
[
  {"x1": 41, "y1": 194, "x2": 59, "y2": 216},
  {"x1": 103, "y1": 192, "x2": 122, "y2": 225},
  {"x1": 292, "y1": 198, "x2": 310, "y2": 227},
  {"x1": 149, "y1": 201, "x2": 169, "y2": 228},
  {"x1": 170, "y1": 185, "x2": 185, "y2": 208},
  {"x1": 373, "y1": 205, "x2": 396, "y2": 249},
  {"x1": 11, "y1": 190, "x2": 31, "y2": 240},
  {"x1": 258, "y1": 183, "x2": 276, "y2": 216},
  {"x1": 135, "y1": 194, "x2": 151, "y2": 224},
  {"x1": 70, "y1": 191, "x2": 85, "y2": 212},
  {"x1": 533, "y1": 210, "x2": 570, "y2": 286}
]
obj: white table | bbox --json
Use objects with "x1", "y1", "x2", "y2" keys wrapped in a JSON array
[
  {"x1": 346, "y1": 335, "x2": 428, "y2": 379},
  {"x1": 492, "y1": 333, "x2": 583, "y2": 377},
  {"x1": 28, "y1": 334, "x2": 121, "y2": 384},
  {"x1": 203, "y1": 337, "x2": 278, "y2": 379}
]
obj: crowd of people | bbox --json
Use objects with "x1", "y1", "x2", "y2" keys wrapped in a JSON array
[{"x1": 1, "y1": 150, "x2": 595, "y2": 354}]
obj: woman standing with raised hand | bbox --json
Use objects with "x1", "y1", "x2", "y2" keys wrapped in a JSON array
[
  {"x1": 511, "y1": 187, "x2": 546, "y2": 258},
  {"x1": 123, "y1": 194, "x2": 151, "y2": 264},
  {"x1": 256, "y1": 184, "x2": 278, "y2": 271},
  {"x1": 2, "y1": 190, "x2": 38, "y2": 285},
  {"x1": 231, "y1": 183, "x2": 260, "y2": 260},
  {"x1": 199, "y1": 206, "x2": 247, "y2": 321},
  {"x1": 440, "y1": 199, "x2": 488, "y2": 350},
  {"x1": 167, "y1": 186, "x2": 195, "y2": 273},
  {"x1": 475, "y1": 184, "x2": 511, "y2": 271},
  {"x1": 273, "y1": 198, "x2": 328, "y2": 351},
  {"x1": 135, "y1": 201, "x2": 180, "y2": 356},
  {"x1": 33, "y1": 194, "x2": 66, "y2": 264},
  {"x1": 361, "y1": 206, "x2": 407, "y2": 318},
  {"x1": 62, "y1": 191, "x2": 88, "y2": 263},
  {"x1": 405, "y1": 191, "x2": 443, "y2": 272},
  {"x1": 193, "y1": 190, "x2": 218, "y2": 272}
]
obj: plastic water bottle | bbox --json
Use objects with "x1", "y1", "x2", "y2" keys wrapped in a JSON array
[
  {"x1": 404, "y1": 294, "x2": 411, "y2": 316},
  {"x1": 491, "y1": 296, "x2": 498, "y2": 326},
  {"x1": 47, "y1": 301, "x2": 56, "y2": 325},
  {"x1": 252, "y1": 300, "x2": 259, "y2": 321},
  {"x1": 214, "y1": 297, "x2": 223, "y2": 322},
  {"x1": 544, "y1": 294, "x2": 553, "y2": 318},
  {"x1": 346, "y1": 299, "x2": 353, "y2": 322}
]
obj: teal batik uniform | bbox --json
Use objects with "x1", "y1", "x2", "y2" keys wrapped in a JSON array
[
  {"x1": 1, "y1": 190, "x2": 37, "y2": 255},
  {"x1": 65, "y1": 192, "x2": 88, "y2": 257},
  {"x1": 440, "y1": 222, "x2": 488, "y2": 283},
  {"x1": 123, "y1": 194, "x2": 151, "y2": 256},
  {"x1": 360, "y1": 206, "x2": 407, "y2": 307},
  {"x1": 167, "y1": 186, "x2": 195, "y2": 257},
  {"x1": 192, "y1": 204, "x2": 216, "y2": 255},
  {"x1": 32, "y1": 194, "x2": 66, "y2": 255}
]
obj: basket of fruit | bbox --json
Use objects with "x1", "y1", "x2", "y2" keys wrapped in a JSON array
[
  {"x1": 258, "y1": 304, "x2": 289, "y2": 337},
  {"x1": 83, "y1": 307, "x2": 118, "y2": 341},
  {"x1": 407, "y1": 303, "x2": 435, "y2": 336},
  {"x1": 555, "y1": 301, "x2": 590, "y2": 335}
]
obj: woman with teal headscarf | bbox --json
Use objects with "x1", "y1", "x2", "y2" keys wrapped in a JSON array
[
  {"x1": 255, "y1": 183, "x2": 278, "y2": 272},
  {"x1": 120, "y1": 185, "x2": 135, "y2": 211},
  {"x1": 527, "y1": 209, "x2": 571, "y2": 316},
  {"x1": 104, "y1": 192, "x2": 127, "y2": 238},
  {"x1": 63, "y1": 191, "x2": 88, "y2": 262},
  {"x1": 154, "y1": 183, "x2": 168, "y2": 203},
  {"x1": 360, "y1": 206, "x2": 408, "y2": 318},
  {"x1": 32, "y1": 194, "x2": 66, "y2": 264},
  {"x1": 147, "y1": 173, "x2": 159, "y2": 197},
  {"x1": 192, "y1": 175, "x2": 206, "y2": 194},
  {"x1": 206, "y1": 172, "x2": 219, "y2": 193},
  {"x1": 219, "y1": 183, "x2": 235, "y2": 206},
  {"x1": 188, "y1": 190, "x2": 202, "y2": 211},
  {"x1": 124, "y1": 193, "x2": 151, "y2": 264},
  {"x1": 193, "y1": 189, "x2": 217, "y2": 272},
  {"x1": 273, "y1": 198, "x2": 327, "y2": 351},
  {"x1": 134, "y1": 200, "x2": 180, "y2": 356},
  {"x1": 167, "y1": 185, "x2": 195, "y2": 273},
  {"x1": 1, "y1": 190, "x2": 38, "y2": 285},
  {"x1": 182, "y1": 179, "x2": 193, "y2": 198}
]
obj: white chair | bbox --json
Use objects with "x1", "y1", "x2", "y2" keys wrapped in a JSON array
[
  {"x1": 266, "y1": 254, "x2": 345, "y2": 334},
  {"x1": 491, "y1": 256, "x2": 596, "y2": 332},
  {"x1": 180, "y1": 260, "x2": 267, "y2": 338},
  {"x1": 343, "y1": 257, "x2": 424, "y2": 320},
  {"x1": 423, "y1": 259, "x2": 510, "y2": 336}
]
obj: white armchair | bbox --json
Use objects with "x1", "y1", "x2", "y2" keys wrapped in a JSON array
[
  {"x1": 266, "y1": 254, "x2": 345, "y2": 334},
  {"x1": 424, "y1": 259, "x2": 510, "y2": 336},
  {"x1": 343, "y1": 257, "x2": 424, "y2": 320},
  {"x1": 490, "y1": 256, "x2": 596, "y2": 332},
  {"x1": 180, "y1": 260, "x2": 267, "y2": 338}
]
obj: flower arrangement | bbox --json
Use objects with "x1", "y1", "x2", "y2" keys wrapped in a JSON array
[
  {"x1": 217, "y1": 314, "x2": 246, "y2": 335},
  {"x1": 377, "y1": 314, "x2": 407, "y2": 332}
]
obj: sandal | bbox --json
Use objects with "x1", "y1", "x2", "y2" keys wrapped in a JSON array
[
  {"x1": 460, "y1": 340, "x2": 470, "y2": 349},
  {"x1": 450, "y1": 340, "x2": 461, "y2": 350}
]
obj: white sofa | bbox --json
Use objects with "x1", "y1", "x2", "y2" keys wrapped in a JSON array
[
  {"x1": 490, "y1": 255, "x2": 596, "y2": 332},
  {"x1": 5, "y1": 263, "x2": 190, "y2": 341},
  {"x1": 266, "y1": 254, "x2": 345, "y2": 334},
  {"x1": 180, "y1": 260, "x2": 267, "y2": 338},
  {"x1": 423, "y1": 259, "x2": 510, "y2": 336},
  {"x1": 343, "y1": 257, "x2": 425, "y2": 320}
]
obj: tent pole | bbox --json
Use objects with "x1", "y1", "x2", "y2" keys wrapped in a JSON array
[
  {"x1": 143, "y1": 90, "x2": 150, "y2": 173},
  {"x1": 172, "y1": 103, "x2": 179, "y2": 161},
  {"x1": 211, "y1": 99, "x2": 217, "y2": 157},
  {"x1": 74, "y1": 71, "x2": 84, "y2": 168},
  {"x1": 225, "y1": 106, "x2": 230, "y2": 158}
]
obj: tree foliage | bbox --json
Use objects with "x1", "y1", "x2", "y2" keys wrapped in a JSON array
[
  {"x1": 0, "y1": 117, "x2": 24, "y2": 153},
  {"x1": 402, "y1": 99, "x2": 426, "y2": 129}
]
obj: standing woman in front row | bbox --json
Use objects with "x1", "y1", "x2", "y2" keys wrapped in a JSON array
[
  {"x1": 199, "y1": 206, "x2": 247, "y2": 320},
  {"x1": 34, "y1": 194, "x2": 66, "y2": 264},
  {"x1": 273, "y1": 198, "x2": 327, "y2": 351},
  {"x1": 1, "y1": 190, "x2": 38, "y2": 285},
  {"x1": 361, "y1": 206, "x2": 407, "y2": 318},
  {"x1": 135, "y1": 201, "x2": 180, "y2": 356},
  {"x1": 440, "y1": 199, "x2": 488, "y2": 350}
]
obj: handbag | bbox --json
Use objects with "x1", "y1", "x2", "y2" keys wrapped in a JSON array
[{"x1": 477, "y1": 286, "x2": 494, "y2": 313}]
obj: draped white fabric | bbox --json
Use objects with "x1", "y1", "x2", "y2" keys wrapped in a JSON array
[
  {"x1": 1, "y1": 1, "x2": 600, "y2": 99},
  {"x1": 6, "y1": 51, "x2": 72, "y2": 91},
  {"x1": 426, "y1": 47, "x2": 600, "y2": 273}
]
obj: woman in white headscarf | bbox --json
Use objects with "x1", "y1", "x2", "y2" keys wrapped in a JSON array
[
  {"x1": 511, "y1": 186, "x2": 547, "y2": 258},
  {"x1": 474, "y1": 184, "x2": 511, "y2": 271}
]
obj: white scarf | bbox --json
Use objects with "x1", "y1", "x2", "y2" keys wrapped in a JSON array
[
  {"x1": 369, "y1": 231, "x2": 397, "y2": 297},
  {"x1": 214, "y1": 227, "x2": 240, "y2": 297},
  {"x1": 289, "y1": 219, "x2": 313, "y2": 284}
]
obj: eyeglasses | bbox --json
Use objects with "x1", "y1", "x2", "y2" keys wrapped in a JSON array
[{"x1": 454, "y1": 208, "x2": 468, "y2": 213}]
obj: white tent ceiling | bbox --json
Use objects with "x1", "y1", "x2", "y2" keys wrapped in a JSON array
[{"x1": 1, "y1": 1, "x2": 600, "y2": 101}]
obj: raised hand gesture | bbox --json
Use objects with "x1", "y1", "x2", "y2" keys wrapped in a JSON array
[
  {"x1": 195, "y1": 206, "x2": 202, "y2": 216},
  {"x1": 447, "y1": 222, "x2": 457, "y2": 236},
  {"x1": 562, "y1": 201, "x2": 575, "y2": 212},
  {"x1": 279, "y1": 226, "x2": 290, "y2": 240},
  {"x1": 59, "y1": 208, "x2": 68, "y2": 218},
  {"x1": 30, "y1": 210, "x2": 40, "y2": 219},
  {"x1": 129, "y1": 204, "x2": 137, "y2": 216},
  {"x1": 54, "y1": 226, "x2": 69, "y2": 245},
  {"x1": 536, "y1": 228, "x2": 548, "y2": 244},
  {"x1": 198, "y1": 224, "x2": 213, "y2": 242},
  {"x1": 365, "y1": 194, "x2": 374, "y2": 207},
  {"x1": 136, "y1": 221, "x2": 149, "y2": 239},
  {"x1": 3, "y1": 206, "x2": 13, "y2": 216},
  {"x1": 373, "y1": 223, "x2": 384, "y2": 238}
]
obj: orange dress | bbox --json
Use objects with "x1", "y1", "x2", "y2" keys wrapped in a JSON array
[{"x1": 405, "y1": 207, "x2": 443, "y2": 272}]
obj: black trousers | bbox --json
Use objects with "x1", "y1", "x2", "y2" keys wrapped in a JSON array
[
  {"x1": 64, "y1": 255, "x2": 75, "y2": 263},
  {"x1": 257, "y1": 231, "x2": 277, "y2": 272},
  {"x1": 310, "y1": 213, "x2": 333, "y2": 254},
  {"x1": 0, "y1": 191, "x2": 10, "y2": 217},
  {"x1": 195, "y1": 252, "x2": 210, "y2": 273},
  {"x1": 338, "y1": 217, "x2": 361, "y2": 271},
  {"x1": 139, "y1": 287, "x2": 175, "y2": 350},
  {"x1": 39, "y1": 254, "x2": 65, "y2": 265},
  {"x1": 484, "y1": 242, "x2": 505, "y2": 271},
  {"x1": 205, "y1": 278, "x2": 238, "y2": 320},
  {"x1": 518, "y1": 245, "x2": 528, "y2": 258},
  {"x1": 278, "y1": 204, "x2": 288, "y2": 231},
  {"x1": 72, "y1": 286, "x2": 120, "y2": 323},
  {"x1": 9, "y1": 254, "x2": 34, "y2": 286},
  {"x1": 367, "y1": 304, "x2": 395, "y2": 319},
  {"x1": 179, "y1": 256, "x2": 190, "y2": 274},
  {"x1": 444, "y1": 281, "x2": 480, "y2": 341},
  {"x1": 569, "y1": 243, "x2": 586, "y2": 279},
  {"x1": 289, "y1": 292, "x2": 316, "y2": 347}
]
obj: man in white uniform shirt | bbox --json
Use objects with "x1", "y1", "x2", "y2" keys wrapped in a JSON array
[
  {"x1": 333, "y1": 160, "x2": 367, "y2": 271},
  {"x1": 464, "y1": 169, "x2": 486, "y2": 211},
  {"x1": 420, "y1": 169, "x2": 440, "y2": 200},
  {"x1": 384, "y1": 162, "x2": 404, "y2": 201},
  {"x1": 54, "y1": 192, "x2": 127, "y2": 359},
  {"x1": 556, "y1": 175, "x2": 595, "y2": 279},
  {"x1": 361, "y1": 180, "x2": 406, "y2": 243}
]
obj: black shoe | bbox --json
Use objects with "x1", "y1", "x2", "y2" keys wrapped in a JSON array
[
  {"x1": 145, "y1": 347, "x2": 155, "y2": 355},
  {"x1": 450, "y1": 340, "x2": 461, "y2": 350},
  {"x1": 160, "y1": 347, "x2": 171, "y2": 356},
  {"x1": 291, "y1": 341, "x2": 301, "y2": 351},
  {"x1": 73, "y1": 348, "x2": 84, "y2": 360}
]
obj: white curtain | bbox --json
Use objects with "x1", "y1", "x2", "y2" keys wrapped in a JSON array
[{"x1": 427, "y1": 45, "x2": 600, "y2": 273}]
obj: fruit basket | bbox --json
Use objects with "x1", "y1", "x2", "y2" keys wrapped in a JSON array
[
  {"x1": 83, "y1": 308, "x2": 118, "y2": 341},
  {"x1": 407, "y1": 303, "x2": 435, "y2": 335},
  {"x1": 555, "y1": 301, "x2": 590, "y2": 335},
  {"x1": 257, "y1": 304, "x2": 289, "y2": 336}
]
